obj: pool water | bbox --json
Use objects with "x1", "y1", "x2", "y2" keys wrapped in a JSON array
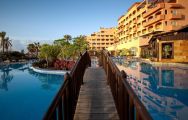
[
  {"x1": 114, "y1": 59, "x2": 188, "y2": 120},
  {"x1": 0, "y1": 63, "x2": 64, "y2": 120}
]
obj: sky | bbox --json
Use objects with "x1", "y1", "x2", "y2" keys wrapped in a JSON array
[{"x1": 0, "y1": 0, "x2": 139, "y2": 51}]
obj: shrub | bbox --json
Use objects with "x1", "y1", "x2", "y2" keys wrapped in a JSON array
[
  {"x1": 0, "y1": 51, "x2": 26, "y2": 61},
  {"x1": 32, "y1": 60, "x2": 47, "y2": 68},
  {"x1": 53, "y1": 59, "x2": 75, "y2": 70}
]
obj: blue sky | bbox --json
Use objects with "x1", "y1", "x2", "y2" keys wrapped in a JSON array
[{"x1": 0, "y1": 0, "x2": 138, "y2": 50}]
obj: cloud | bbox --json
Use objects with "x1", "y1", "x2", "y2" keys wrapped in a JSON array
[
  {"x1": 12, "y1": 40, "x2": 25, "y2": 51},
  {"x1": 11, "y1": 39, "x2": 54, "y2": 52}
]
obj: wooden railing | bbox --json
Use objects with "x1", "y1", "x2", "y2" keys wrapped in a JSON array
[
  {"x1": 100, "y1": 50, "x2": 152, "y2": 120},
  {"x1": 43, "y1": 51, "x2": 91, "y2": 120}
]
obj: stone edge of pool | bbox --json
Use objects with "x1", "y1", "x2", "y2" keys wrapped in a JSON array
[{"x1": 30, "y1": 66, "x2": 70, "y2": 75}]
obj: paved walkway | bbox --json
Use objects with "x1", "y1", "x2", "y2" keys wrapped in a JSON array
[{"x1": 74, "y1": 66, "x2": 119, "y2": 120}]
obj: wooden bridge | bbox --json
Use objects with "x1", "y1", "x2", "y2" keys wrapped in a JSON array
[{"x1": 43, "y1": 51, "x2": 152, "y2": 120}]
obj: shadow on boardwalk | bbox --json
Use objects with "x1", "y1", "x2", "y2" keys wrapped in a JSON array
[{"x1": 74, "y1": 66, "x2": 119, "y2": 120}]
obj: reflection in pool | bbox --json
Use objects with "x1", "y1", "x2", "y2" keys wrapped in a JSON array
[
  {"x1": 114, "y1": 59, "x2": 188, "y2": 120},
  {"x1": 0, "y1": 63, "x2": 64, "y2": 120}
]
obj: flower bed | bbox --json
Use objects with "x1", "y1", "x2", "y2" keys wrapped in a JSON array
[{"x1": 54, "y1": 59, "x2": 75, "y2": 70}]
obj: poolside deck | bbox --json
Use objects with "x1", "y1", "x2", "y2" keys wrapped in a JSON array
[{"x1": 74, "y1": 65, "x2": 119, "y2": 120}]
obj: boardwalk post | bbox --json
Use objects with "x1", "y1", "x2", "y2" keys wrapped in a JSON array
[{"x1": 121, "y1": 70, "x2": 129, "y2": 120}]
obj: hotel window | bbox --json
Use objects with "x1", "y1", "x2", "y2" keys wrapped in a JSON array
[
  {"x1": 168, "y1": 0, "x2": 176, "y2": 3},
  {"x1": 162, "y1": 42, "x2": 174, "y2": 59},
  {"x1": 171, "y1": 10, "x2": 177, "y2": 15},
  {"x1": 165, "y1": 21, "x2": 168, "y2": 26},
  {"x1": 142, "y1": 11, "x2": 146, "y2": 16},
  {"x1": 142, "y1": 20, "x2": 146, "y2": 25},
  {"x1": 148, "y1": 16, "x2": 153, "y2": 22},
  {"x1": 137, "y1": 23, "x2": 141, "y2": 28},
  {"x1": 137, "y1": 15, "x2": 141, "y2": 20},
  {"x1": 142, "y1": 29, "x2": 146, "y2": 34},
  {"x1": 165, "y1": 10, "x2": 167, "y2": 14},
  {"x1": 171, "y1": 21, "x2": 177, "y2": 26}
]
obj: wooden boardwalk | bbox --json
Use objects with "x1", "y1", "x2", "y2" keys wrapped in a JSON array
[{"x1": 74, "y1": 66, "x2": 119, "y2": 120}]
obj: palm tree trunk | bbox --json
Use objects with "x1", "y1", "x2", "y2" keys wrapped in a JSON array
[
  {"x1": 2, "y1": 41, "x2": 4, "y2": 53},
  {"x1": 46, "y1": 56, "x2": 48, "y2": 68}
]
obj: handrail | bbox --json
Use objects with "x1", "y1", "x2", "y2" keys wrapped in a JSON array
[
  {"x1": 100, "y1": 50, "x2": 152, "y2": 120},
  {"x1": 43, "y1": 51, "x2": 91, "y2": 120}
]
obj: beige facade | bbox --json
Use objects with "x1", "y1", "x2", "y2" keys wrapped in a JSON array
[
  {"x1": 107, "y1": 0, "x2": 188, "y2": 57},
  {"x1": 86, "y1": 27, "x2": 116, "y2": 51}
]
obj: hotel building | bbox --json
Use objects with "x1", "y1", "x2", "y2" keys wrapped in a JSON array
[
  {"x1": 86, "y1": 27, "x2": 117, "y2": 51},
  {"x1": 107, "y1": 0, "x2": 188, "y2": 57}
]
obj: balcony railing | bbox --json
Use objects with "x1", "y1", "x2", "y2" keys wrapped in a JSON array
[
  {"x1": 169, "y1": 3, "x2": 182, "y2": 8},
  {"x1": 143, "y1": 3, "x2": 165, "y2": 18},
  {"x1": 168, "y1": 14, "x2": 183, "y2": 20},
  {"x1": 166, "y1": 25, "x2": 181, "y2": 31},
  {"x1": 144, "y1": 15, "x2": 165, "y2": 27}
]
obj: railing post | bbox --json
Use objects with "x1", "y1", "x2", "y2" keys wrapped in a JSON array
[
  {"x1": 106, "y1": 57, "x2": 109, "y2": 85},
  {"x1": 121, "y1": 70, "x2": 129, "y2": 120},
  {"x1": 129, "y1": 97, "x2": 135, "y2": 120},
  {"x1": 64, "y1": 73, "x2": 70, "y2": 120},
  {"x1": 136, "y1": 108, "x2": 142, "y2": 120},
  {"x1": 58, "y1": 97, "x2": 63, "y2": 120}
]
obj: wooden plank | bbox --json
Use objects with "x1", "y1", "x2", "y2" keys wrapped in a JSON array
[{"x1": 74, "y1": 67, "x2": 119, "y2": 120}]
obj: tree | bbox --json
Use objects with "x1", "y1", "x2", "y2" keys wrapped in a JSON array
[
  {"x1": 119, "y1": 49, "x2": 130, "y2": 56},
  {"x1": 73, "y1": 35, "x2": 88, "y2": 54},
  {"x1": 34, "y1": 42, "x2": 40, "y2": 56},
  {"x1": 27, "y1": 42, "x2": 40, "y2": 57},
  {"x1": 54, "y1": 38, "x2": 70, "y2": 46},
  {"x1": 0, "y1": 31, "x2": 7, "y2": 53},
  {"x1": 4, "y1": 37, "x2": 12, "y2": 53},
  {"x1": 64, "y1": 35, "x2": 72, "y2": 43},
  {"x1": 58, "y1": 44, "x2": 77, "y2": 60},
  {"x1": 39, "y1": 44, "x2": 61, "y2": 67},
  {"x1": 27, "y1": 43, "x2": 36, "y2": 56}
]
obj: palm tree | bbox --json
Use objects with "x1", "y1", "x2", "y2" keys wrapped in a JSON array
[
  {"x1": 64, "y1": 35, "x2": 72, "y2": 43},
  {"x1": 4, "y1": 37, "x2": 12, "y2": 53},
  {"x1": 0, "y1": 31, "x2": 6, "y2": 53},
  {"x1": 34, "y1": 42, "x2": 40, "y2": 57},
  {"x1": 27, "y1": 43, "x2": 36, "y2": 57}
]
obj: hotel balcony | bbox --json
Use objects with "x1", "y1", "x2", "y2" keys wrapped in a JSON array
[
  {"x1": 143, "y1": 3, "x2": 165, "y2": 18},
  {"x1": 167, "y1": 14, "x2": 183, "y2": 20},
  {"x1": 133, "y1": 19, "x2": 137, "y2": 24},
  {"x1": 144, "y1": 15, "x2": 165, "y2": 27},
  {"x1": 169, "y1": 3, "x2": 182, "y2": 8},
  {"x1": 166, "y1": 25, "x2": 181, "y2": 31}
]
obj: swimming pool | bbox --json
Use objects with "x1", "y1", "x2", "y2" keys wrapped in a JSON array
[
  {"x1": 114, "y1": 58, "x2": 188, "y2": 120},
  {"x1": 0, "y1": 63, "x2": 64, "y2": 120}
]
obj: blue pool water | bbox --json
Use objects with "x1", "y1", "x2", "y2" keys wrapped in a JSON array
[
  {"x1": 0, "y1": 63, "x2": 64, "y2": 120},
  {"x1": 114, "y1": 59, "x2": 188, "y2": 120}
]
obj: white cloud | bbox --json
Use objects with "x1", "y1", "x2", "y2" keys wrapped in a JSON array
[{"x1": 11, "y1": 39, "x2": 54, "y2": 52}]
